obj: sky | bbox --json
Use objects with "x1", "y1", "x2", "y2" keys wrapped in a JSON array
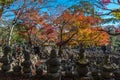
[
  {"x1": 2, "y1": 0, "x2": 79, "y2": 19},
  {"x1": 1, "y1": 0, "x2": 120, "y2": 27},
  {"x1": 94, "y1": 0, "x2": 120, "y2": 27}
]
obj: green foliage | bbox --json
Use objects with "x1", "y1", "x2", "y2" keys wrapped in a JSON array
[
  {"x1": 12, "y1": 32, "x2": 25, "y2": 44},
  {"x1": 11, "y1": 24, "x2": 26, "y2": 44},
  {"x1": 70, "y1": 1, "x2": 95, "y2": 16},
  {"x1": 103, "y1": 8, "x2": 120, "y2": 24},
  {"x1": 112, "y1": 12, "x2": 120, "y2": 19},
  {"x1": 0, "y1": 0, "x2": 14, "y2": 5},
  {"x1": 110, "y1": 35, "x2": 120, "y2": 50}
]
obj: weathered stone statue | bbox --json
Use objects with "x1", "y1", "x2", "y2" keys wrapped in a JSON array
[
  {"x1": 0, "y1": 46, "x2": 12, "y2": 73},
  {"x1": 112, "y1": 57, "x2": 120, "y2": 80},
  {"x1": 13, "y1": 61, "x2": 21, "y2": 76},
  {"x1": 12, "y1": 47, "x2": 17, "y2": 59},
  {"x1": 91, "y1": 62, "x2": 101, "y2": 80},
  {"x1": 46, "y1": 49, "x2": 61, "y2": 80},
  {"x1": 61, "y1": 60, "x2": 66, "y2": 71},
  {"x1": 113, "y1": 64, "x2": 120, "y2": 80},
  {"x1": 101, "y1": 45, "x2": 106, "y2": 53},
  {"x1": 75, "y1": 46, "x2": 89, "y2": 79},
  {"x1": 101, "y1": 55, "x2": 114, "y2": 80},
  {"x1": 58, "y1": 49, "x2": 63, "y2": 58},
  {"x1": 63, "y1": 61, "x2": 74, "y2": 80},
  {"x1": 32, "y1": 67, "x2": 43, "y2": 80},
  {"x1": 33, "y1": 44, "x2": 40, "y2": 55},
  {"x1": 21, "y1": 50, "x2": 32, "y2": 78}
]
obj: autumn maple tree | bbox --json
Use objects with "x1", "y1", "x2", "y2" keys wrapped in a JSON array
[
  {"x1": 13, "y1": 8, "x2": 59, "y2": 46},
  {"x1": 0, "y1": 0, "x2": 58, "y2": 45},
  {"x1": 54, "y1": 7, "x2": 110, "y2": 48}
]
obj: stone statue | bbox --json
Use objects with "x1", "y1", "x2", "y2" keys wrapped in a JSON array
[
  {"x1": 21, "y1": 49, "x2": 32, "y2": 78},
  {"x1": 33, "y1": 44, "x2": 40, "y2": 56},
  {"x1": 0, "y1": 46, "x2": 12, "y2": 73},
  {"x1": 91, "y1": 62, "x2": 101, "y2": 80},
  {"x1": 112, "y1": 56, "x2": 120, "y2": 80},
  {"x1": 32, "y1": 67, "x2": 43, "y2": 79},
  {"x1": 101, "y1": 45, "x2": 106, "y2": 53},
  {"x1": 113, "y1": 63, "x2": 120, "y2": 80},
  {"x1": 64, "y1": 61, "x2": 74, "y2": 80},
  {"x1": 101, "y1": 55, "x2": 114, "y2": 80},
  {"x1": 75, "y1": 46, "x2": 89, "y2": 79},
  {"x1": 13, "y1": 61, "x2": 21, "y2": 76},
  {"x1": 46, "y1": 49, "x2": 61, "y2": 80}
]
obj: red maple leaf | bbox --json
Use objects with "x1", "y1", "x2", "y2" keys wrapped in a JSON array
[{"x1": 101, "y1": 0, "x2": 110, "y2": 5}]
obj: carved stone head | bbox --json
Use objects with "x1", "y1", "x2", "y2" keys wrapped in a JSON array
[
  {"x1": 50, "y1": 49, "x2": 57, "y2": 58},
  {"x1": 3, "y1": 45, "x2": 11, "y2": 55}
]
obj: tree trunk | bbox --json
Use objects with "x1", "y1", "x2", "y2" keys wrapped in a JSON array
[
  {"x1": 58, "y1": 27, "x2": 63, "y2": 57},
  {"x1": 0, "y1": 4, "x2": 4, "y2": 18},
  {"x1": 8, "y1": 25, "x2": 14, "y2": 45}
]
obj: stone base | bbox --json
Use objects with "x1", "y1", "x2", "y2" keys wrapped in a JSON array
[
  {"x1": 80, "y1": 77, "x2": 93, "y2": 80},
  {"x1": 23, "y1": 73, "x2": 32, "y2": 78}
]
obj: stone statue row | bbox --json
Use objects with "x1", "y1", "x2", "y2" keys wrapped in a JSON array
[{"x1": 0, "y1": 45, "x2": 120, "y2": 80}]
